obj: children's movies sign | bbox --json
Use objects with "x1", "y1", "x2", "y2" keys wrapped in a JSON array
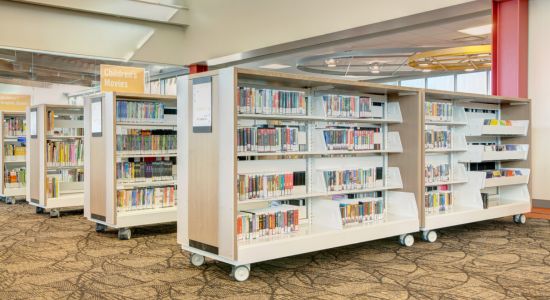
[{"x1": 100, "y1": 64, "x2": 145, "y2": 93}]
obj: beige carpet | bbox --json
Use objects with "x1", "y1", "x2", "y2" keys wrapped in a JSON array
[{"x1": 0, "y1": 202, "x2": 549, "y2": 299}]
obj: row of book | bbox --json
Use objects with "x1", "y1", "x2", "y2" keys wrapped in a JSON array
[
  {"x1": 116, "y1": 160, "x2": 175, "y2": 181},
  {"x1": 238, "y1": 87, "x2": 306, "y2": 115},
  {"x1": 237, "y1": 126, "x2": 306, "y2": 153},
  {"x1": 3, "y1": 117, "x2": 25, "y2": 136},
  {"x1": 46, "y1": 140, "x2": 84, "y2": 167},
  {"x1": 4, "y1": 144, "x2": 25, "y2": 157},
  {"x1": 322, "y1": 95, "x2": 380, "y2": 118},
  {"x1": 116, "y1": 100, "x2": 166, "y2": 123},
  {"x1": 323, "y1": 128, "x2": 381, "y2": 151},
  {"x1": 48, "y1": 128, "x2": 84, "y2": 137},
  {"x1": 425, "y1": 187, "x2": 453, "y2": 213},
  {"x1": 480, "y1": 144, "x2": 523, "y2": 152},
  {"x1": 237, "y1": 172, "x2": 306, "y2": 201},
  {"x1": 4, "y1": 167, "x2": 25, "y2": 184},
  {"x1": 425, "y1": 102, "x2": 453, "y2": 122},
  {"x1": 237, "y1": 205, "x2": 300, "y2": 240},
  {"x1": 484, "y1": 119, "x2": 513, "y2": 126},
  {"x1": 116, "y1": 129, "x2": 176, "y2": 154},
  {"x1": 425, "y1": 163, "x2": 450, "y2": 183},
  {"x1": 47, "y1": 170, "x2": 84, "y2": 198},
  {"x1": 116, "y1": 185, "x2": 176, "y2": 212},
  {"x1": 338, "y1": 196, "x2": 385, "y2": 226},
  {"x1": 425, "y1": 128, "x2": 451, "y2": 150},
  {"x1": 485, "y1": 169, "x2": 524, "y2": 178},
  {"x1": 323, "y1": 167, "x2": 384, "y2": 192}
]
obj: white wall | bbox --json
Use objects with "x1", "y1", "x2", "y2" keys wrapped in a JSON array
[
  {"x1": 0, "y1": 82, "x2": 89, "y2": 105},
  {"x1": 528, "y1": 0, "x2": 550, "y2": 202}
]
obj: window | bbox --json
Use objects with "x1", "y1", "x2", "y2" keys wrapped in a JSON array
[
  {"x1": 400, "y1": 78, "x2": 425, "y2": 88},
  {"x1": 457, "y1": 71, "x2": 488, "y2": 94},
  {"x1": 427, "y1": 75, "x2": 454, "y2": 91}
]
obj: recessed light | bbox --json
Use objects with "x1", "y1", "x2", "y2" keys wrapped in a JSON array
[
  {"x1": 259, "y1": 64, "x2": 292, "y2": 70},
  {"x1": 458, "y1": 24, "x2": 492, "y2": 36},
  {"x1": 419, "y1": 63, "x2": 430, "y2": 67},
  {"x1": 371, "y1": 70, "x2": 380, "y2": 74},
  {"x1": 464, "y1": 68, "x2": 475, "y2": 72}
]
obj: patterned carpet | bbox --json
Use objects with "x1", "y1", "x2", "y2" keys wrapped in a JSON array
[{"x1": 0, "y1": 202, "x2": 549, "y2": 300}]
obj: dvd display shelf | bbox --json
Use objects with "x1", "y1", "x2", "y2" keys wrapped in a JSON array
[
  {"x1": 27, "y1": 104, "x2": 84, "y2": 217},
  {"x1": 84, "y1": 92, "x2": 177, "y2": 240},
  {"x1": 177, "y1": 68, "x2": 423, "y2": 281},
  {"x1": 419, "y1": 90, "x2": 531, "y2": 242},
  {"x1": 0, "y1": 112, "x2": 27, "y2": 204}
]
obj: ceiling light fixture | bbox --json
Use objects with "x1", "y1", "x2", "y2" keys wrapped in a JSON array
[
  {"x1": 458, "y1": 24, "x2": 492, "y2": 36},
  {"x1": 259, "y1": 63, "x2": 292, "y2": 70},
  {"x1": 325, "y1": 58, "x2": 337, "y2": 68},
  {"x1": 464, "y1": 68, "x2": 475, "y2": 72},
  {"x1": 422, "y1": 69, "x2": 432, "y2": 73},
  {"x1": 370, "y1": 63, "x2": 380, "y2": 74}
]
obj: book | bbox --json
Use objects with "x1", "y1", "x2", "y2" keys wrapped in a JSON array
[
  {"x1": 237, "y1": 125, "x2": 307, "y2": 153},
  {"x1": 4, "y1": 167, "x2": 25, "y2": 188},
  {"x1": 337, "y1": 192, "x2": 385, "y2": 226},
  {"x1": 322, "y1": 95, "x2": 382, "y2": 118},
  {"x1": 116, "y1": 185, "x2": 176, "y2": 212},
  {"x1": 425, "y1": 101, "x2": 453, "y2": 122},
  {"x1": 323, "y1": 127, "x2": 381, "y2": 151},
  {"x1": 237, "y1": 171, "x2": 306, "y2": 201},
  {"x1": 484, "y1": 169, "x2": 524, "y2": 178},
  {"x1": 238, "y1": 87, "x2": 306, "y2": 115},
  {"x1": 425, "y1": 125, "x2": 451, "y2": 150},
  {"x1": 116, "y1": 159, "x2": 175, "y2": 182},
  {"x1": 425, "y1": 185, "x2": 453, "y2": 214},
  {"x1": 116, "y1": 128, "x2": 176, "y2": 155},
  {"x1": 47, "y1": 110, "x2": 84, "y2": 136},
  {"x1": 236, "y1": 205, "x2": 299, "y2": 240},
  {"x1": 322, "y1": 167, "x2": 384, "y2": 192},
  {"x1": 3, "y1": 116, "x2": 25, "y2": 136},
  {"x1": 46, "y1": 140, "x2": 84, "y2": 167},
  {"x1": 4, "y1": 144, "x2": 25, "y2": 157},
  {"x1": 116, "y1": 100, "x2": 166, "y2": 123},
  {"x1": 483, "y1": 119, "x2": 513, "y2": 126},
  {"x1": 425, "y1": 163, "x2": 450, "y2": 183},
  {"x1": 47, "y1": 169, "x2": 83, "y2": 198}
]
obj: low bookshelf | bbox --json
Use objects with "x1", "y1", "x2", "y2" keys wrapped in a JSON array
[
  {"x1": 0, "y1": 111, "x2": 27, "y2": 204},
  {"x1": 177, "y1": 68, "x2": 422, "y2": 281},
  {"x1": 419, "y1": 90, "x2": 531, "y2": 242},
  {"x1": 27, "y1": 104, "x2": 84, "y2": 217},
  {"x1": 84, "y1": 92, "x2": 177, "y2": 240}
]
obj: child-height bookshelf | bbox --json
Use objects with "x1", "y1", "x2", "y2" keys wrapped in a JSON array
[
  {"x1": 27, "y1": 104, "x2": 84, "y2": 217},
  {"x1": 0, "y1": 112, "x2": 27, "y2": 204},
  {"x1": 84, "y1": 92, "x2": 177, "y2": 240},
  {"x1": 419, "y1": 90, "x2": 531, "y2": 242},
  {"x1": 177, "y1": 68, "x2": 421, "y2": 281}
]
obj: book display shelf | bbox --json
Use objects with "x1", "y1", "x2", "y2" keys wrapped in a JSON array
[
  {"x1": 419, "y1": 90, "x2": 531, "y2": 242},
  {"x1": 177, "y1": 68, "x2": 422, "y2": 281},
  {"x1": 0, "y1": 112, "x2": 27, "y2": 204},
  {"x1": 84, "y1": 93, "x2": 177, "y2": 240},
  {"x1": 27, "y1": 104, "x2": 84, "y2": 217}
]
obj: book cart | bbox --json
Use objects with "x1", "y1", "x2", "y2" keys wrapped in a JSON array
[
  {"x1": 27, "y1": 104, "x2": 85, "y2": 217},
  {"x1": 177, "y1": 68, "x2": 422, "y2": 281},
  {"x1": 0, "y1": 111, "x2": 27, "y2": 204},
  {"x1": 419, "y1": 90, "x2": 531, "y2": 242},
  {"x1": 84, "y1": 93, "x2": 177, "y2": 240}
]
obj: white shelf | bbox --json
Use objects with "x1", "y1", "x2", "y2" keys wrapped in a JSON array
[
  {"x1": 2, "y1": 187, "x2": 26, "y2": 197},
  {"x1": 4, "y1": 136, "x2": 25, "y2": 140},
  {"x1": 116, "y1": 122, "x2": 177, "y2": 129},
  {"x1": 117, "y1": 179, "x2": 177, "y2": 189},
  {"x1": 464, "y1": 119, "x2": 529, "y2": 137},
  {"x1": 47, "y1": 165, "x2": 84, "y2": 170},
  {"x1": 116, "y1": 152, "x2": 177, "y2": 158},
  {"x1": 46, "y1": 135, "x2": 83, "y2": 139},
  {"x1": 425, "y1": 179, "x2": 468, "y2": 187},
  {"x1": 458, "y1": 144, "x2": 529, "y2": 163},
  {"x1": 238, "y1": 114, "x2": 401, "y2": 124},
  {"x1": 425, "y1": 148, "x2": 467, "y2": 153},
  {"x1": 4, "y1": 156, "x2": 25, "y2": 163},
  {"x1": 237, "y1": 149, "x2": 399, "y2": 157},
  {"x1": 425, "y1": 120, "x2": 467, "y2": 126},
  {"x1": 46, "y1": 193, "x2": 84, "y2": 209},
  {"x1": 116, "y1": 206, "x2": 177, "y2": 228},
  {"x1": 483, "y1": 175, "x2": 530, "y2": 188}
]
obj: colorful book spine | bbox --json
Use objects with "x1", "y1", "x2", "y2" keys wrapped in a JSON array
[
  {"x1": 116, "y1": 160, "x2": 175, "y2": 181},
  {"x1": 425, "y1": 101, "x2": 453, "y2": 122},
  {"x1": 425, "y1": 126, "x2": 451, "y2": 150},
  {"x1": 4, "y1": 144, "x2": 26, "y2": 157},
  {"x1": 323, "y1": 167, "x2": 384, "y2": 192},
  {"x1": 236, "y1": 205, "x2": 299, "y2": 240},
  {"x1": 323, "y1": 127, "x2": 381, "y2": 151},
  {"x1": 46, "y1": 140, "x2": 84, "y2": 167},
  {"x1": 425, "y1": 163, "x2": 450, "y2": 183},
  {"x1": 4, "y1": 167, "x2": 25, "y2": 186},
  {"x1": 3, "y1": 116, "x2": 25, "y2": 136},
  {"x1": 116, "y1": 129, "x2": 176, "y2": 154},
  {"x1": 483, "y1": 119, "x2": 513, "y2": 126},
  {"x1": 425, "y1": 186, "x2": 453, "y2": 213},
  {"x1": 237, "y1": 171, "x2": 305, "y2": 201},
  {"x1": 237, "y1": 126, "x2": 305, "y2": 153},
  {"x1": 338, "y1": 197, "x2": 385, "y2": 226},
  {"x1": 322, "y1": 95, "x2": 375, "y2": 118},
  {"x1": 485, "y1": 169, "x2": 524, "y2": 178},
  {"x1": 238, "y1": 87, "x2": 306, "y2": 115},
  {"x1": 116, "y1": 185, "x2": 176, "y2": 212},
  {"x1": 116, "y1": 100, "x2": 166, "y2": 123},
  {"x1": 482, "y1": 144, "x2": 520, "y2": 152}
]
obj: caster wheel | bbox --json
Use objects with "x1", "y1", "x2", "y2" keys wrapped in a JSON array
[
  {"x1": 35, "y1": 207, "x2": 45, "y2": 214},
  {"x1": 231, "y1": 265, "x2": 250, "y2": 282},
  {"x1": 49, "y1": 209, "x2": 60, "y2": 218},
  {"x1": 118, "y1": 228, "x2": 131, "y2": 240},
  {"x1": 6, "y1": 198, "x2": 14, "y2": 205},
  {"x1": 95, "y1": 223, "x2": 107, "y2": 233},
  {"x1": 422, "y1": 230, "x2": 438, "y2": 243},
  {"x1": 513, "y1": 214, "x2": 526, "y2": 224},
  {"x1": 399, "y1": 234, "x2": 414, "y2": 247},
  {"x1": 190, "y1": 253, "x2": 205, "y2": 267}
]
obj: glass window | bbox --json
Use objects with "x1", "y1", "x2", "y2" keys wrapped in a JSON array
[
  {"x1": 427, "y1": 75, "x2": 454, "y2": 91},
  {"x1": 457, "y1": 71, "x2": 487, "y2": 94},
  {"x1": 400, "y1": 78, "x2": 425, "y2": 88}
]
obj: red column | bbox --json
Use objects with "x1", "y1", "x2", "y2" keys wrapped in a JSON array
[
  {"x1": 492, "y1": 0, "x2": 528, "y2": 98},
  {"x1": 189, "y1": 64, "x2": 208, "y2": 74}
]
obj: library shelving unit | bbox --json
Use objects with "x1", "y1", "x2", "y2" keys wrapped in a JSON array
[
  {"x1": 0, "y1": 112, "x2": 27, "y2": 204},
  {"x1": 177, "y1": 68, "x2": 422, "y2": 281},
  {"x1": 84, "y1": 92, "x2": 177, "y2": 240},
  {"x1": 419, "y1": 90, "x2": 531, "y2": 242},
  {"x1": 27, "y1": 104, "x2": 84, "y2": 217}
]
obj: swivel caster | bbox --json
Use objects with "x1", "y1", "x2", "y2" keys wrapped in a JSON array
[
  {"x1": 422, "y1": 230, "x2": 438, "y2": 243},
  {"x1": 230, "y1": 265, "x2": 250, "y2": 282},
  {"x1": 35, "y1": 207, "x2": 45, "y2": 214},
  {"x1": 95, "y1": 223, "x2": 107, "y2": 233},
  {"x1": 190, "y1": 253, "x2": 205, "y2": 267},
  {"x1": 5, "y1": 197, "x2": 15, "y2": 205},
  {"x1": 118, "y1": 228, "x2": 131, "y2": 240},
  {"x1": 398, "y1": 234, "x2": 415, "y2": 247},
  {"x1": 513, "y1": 214, "x2": 526, "y2": 224},
  {"x1": 49, "y1": 209, "x2": 60, "y2": 218}
]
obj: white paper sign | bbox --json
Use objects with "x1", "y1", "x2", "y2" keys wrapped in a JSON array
[
  {"x1": 91, "y1": 100, "x2": 102, "y2": 135},
  {"x1": 192, "y1": 77, "x2": 212, "y2": 132},
  {"x1": 30, "y1": 110, "x2": 37, "y2": 137}
]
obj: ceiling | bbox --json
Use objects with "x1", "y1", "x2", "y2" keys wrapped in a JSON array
[{"x1": 237, "y1": 13, "x2": 491, "y2": 82}]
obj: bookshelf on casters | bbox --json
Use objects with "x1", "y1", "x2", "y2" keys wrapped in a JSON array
[{"x1": 177, "y1": 68, "x2": 423, "y2": 281}]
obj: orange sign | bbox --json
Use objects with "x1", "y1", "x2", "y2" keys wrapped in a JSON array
[
  {"x1": 0, "y1": 94, "x2": 30, "y2": 112},
  {"x1": 100, "y1": 64, "x2": 145, "y2": 93}
]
